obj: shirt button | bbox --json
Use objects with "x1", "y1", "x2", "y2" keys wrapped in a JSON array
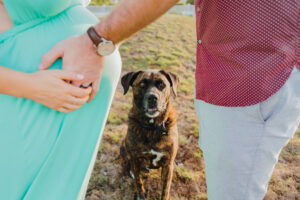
[
  {"x1": 197, "y1": 6, "x2": 200, "y2": 12},
  {"x1": 198, "y1": 40, "x2": 202, "y2": 44}
]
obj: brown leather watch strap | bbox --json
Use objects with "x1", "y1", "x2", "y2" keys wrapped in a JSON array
[{"x1": 87, "y1": 26, "x2": 104, "y2": 46}]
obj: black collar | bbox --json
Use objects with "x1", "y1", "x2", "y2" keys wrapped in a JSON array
[{"x1": 130, "y1": 117, "x2": 169, "y2": 136}]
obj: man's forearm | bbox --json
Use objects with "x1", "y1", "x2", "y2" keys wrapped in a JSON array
[{"x1": 93, "y1": 0, "x2": 178, "y2": 44}]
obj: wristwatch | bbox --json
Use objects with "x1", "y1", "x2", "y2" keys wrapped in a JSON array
[{"x1": 86, "y1": 26, "x2": 116, "y2": 56}]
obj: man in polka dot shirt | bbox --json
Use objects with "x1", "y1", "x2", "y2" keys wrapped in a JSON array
[{"x1": 43, "y1": 0, "x2": 300, "y2": 199}]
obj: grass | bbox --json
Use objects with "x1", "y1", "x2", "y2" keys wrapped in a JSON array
[
  {"x1": 190, "y1": 124, "x2": 199, "y2": 137},
  {"x1": 107, "y1": 111, "x2": 128, "y2": 125},
  {"x1": 196, "y1": 194, "x2": 208, "y2": 200},
  {"x1": 179, "y1": 135, "x2": 188, "y2": 145},
  {"x1": 193, "y1": 150, "x2": 203, "y2": 160},
  {"x1": 107, "y1": 111, "x2": 122, "y2": 125},
  {"x1": 109, "y1": 132, "x2": 121, "y2": 144},
  {"x1": 175, "y1": 166, "x2": 193, "y2": 182}
]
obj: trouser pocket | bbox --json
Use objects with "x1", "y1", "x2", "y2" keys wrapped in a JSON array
[{"x1": 257, "y1": 66, "x2": 300, "y2": 139}]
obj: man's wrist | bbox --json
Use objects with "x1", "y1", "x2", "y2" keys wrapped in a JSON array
[
  {"x1": 85, "y1": 25, "x2": 116, "y2": 56},
  {"x1": 94, "y1": 22, "x2": 111, "y2": 42}
]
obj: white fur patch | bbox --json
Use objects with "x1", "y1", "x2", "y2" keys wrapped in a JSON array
[
  {"x1": 130, "y1": 170, "x2": 135, "y2": 179},
  {"x1": 143, "y1": 149, "x2": 165, "y2": 167},
  {"x1": 145, "y1": 112, "x2": 159, "y2": 118}
]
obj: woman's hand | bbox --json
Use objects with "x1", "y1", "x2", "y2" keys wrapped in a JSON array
[
  {"x1": 24, "y1": 70, "x2": 92, "y2": 113},
  {"x1": 38, "y1": 33, "x2": 105, "y2": 103}
]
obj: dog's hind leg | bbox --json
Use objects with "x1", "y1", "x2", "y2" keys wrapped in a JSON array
[{"x1": 161, "y1": 162, "x2": 174, "y2": 200}]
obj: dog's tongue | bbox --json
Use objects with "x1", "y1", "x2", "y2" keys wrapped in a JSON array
[{"x1": 148, "y1": 108, "x2": 157, "y2": 112}]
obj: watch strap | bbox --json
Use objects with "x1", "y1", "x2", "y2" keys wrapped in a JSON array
[{"x1": 87, "y1": 26, "x2": 103, "y2": 46}]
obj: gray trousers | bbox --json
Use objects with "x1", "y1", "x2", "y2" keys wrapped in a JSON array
[{"x1": 194, "y1": 66, "x2": 300, "y2": 200}]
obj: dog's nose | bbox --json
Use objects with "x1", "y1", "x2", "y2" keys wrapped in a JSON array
[
  {"x1": 148, "y1": 95, "x2": 157, "y2": 102},
  {"x1": 147, "y1": 94, "x2": 158, "y2": 107}
]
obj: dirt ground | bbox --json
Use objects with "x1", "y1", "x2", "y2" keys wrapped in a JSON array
[{"x1": 85, "y1": 14, "x2": 300, "y2": 200}]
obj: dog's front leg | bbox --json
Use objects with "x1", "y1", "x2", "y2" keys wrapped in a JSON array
[
  {"x1": 131, "y1": 159, "x2": 146, "y2": 200},
  {"x1": 161, "y1": 162, "x2": 174, "y2": 200}
]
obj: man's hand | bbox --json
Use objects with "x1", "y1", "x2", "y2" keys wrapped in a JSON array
[{"x1": 38, "y1": 33, "x2": 104, "y2": 102}]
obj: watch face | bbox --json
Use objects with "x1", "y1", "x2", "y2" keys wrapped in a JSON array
[{"x1": 97, "y1": 41, "x2": 116, "y2": 56}]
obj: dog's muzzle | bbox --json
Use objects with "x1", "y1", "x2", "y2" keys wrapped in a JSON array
[
  {"x1": 144, "y1": 93, "x2": 159, "y2": 117},
  {"x1": 147, "y1": 93, "x2": 158, "y2": 108}
]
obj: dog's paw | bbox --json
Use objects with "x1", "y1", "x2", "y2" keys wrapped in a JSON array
[
  {"x1": 134, "y1": 193, "x2": 146, "y2": 200},
  {"x1": 129, "y1": 170, "x2": 135, "y2": 179}
]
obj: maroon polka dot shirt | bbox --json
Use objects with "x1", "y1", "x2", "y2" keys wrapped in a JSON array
[{"x1": 194, "y1": 0, "x2": 300, "y2": 107}]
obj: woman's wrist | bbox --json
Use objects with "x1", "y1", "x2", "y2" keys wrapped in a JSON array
[
  {"x1": 0, "y1": 66, "x2": 34, "y2": 99},
  {"x1": 80, "y1": 33, "x2": 95, "y2": 52},
  {"x1": 14, "y1": 72, "x2": 35, "y2": 99}
]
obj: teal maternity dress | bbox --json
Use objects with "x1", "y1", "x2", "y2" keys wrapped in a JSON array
[{"x1": 0, "y1": 0, "x2": 121, "y2": 199}]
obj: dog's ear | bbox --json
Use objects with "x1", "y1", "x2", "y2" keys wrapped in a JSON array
[
  {"x1": 160, "y1": 70, "x2": 179, "y2": 98},
  {"x1": 121, "y1": 71, "x2": 143, "y2": 95}
]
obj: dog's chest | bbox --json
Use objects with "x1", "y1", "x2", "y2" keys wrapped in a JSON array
[
  {"x1": 131, "y1": 132, "x2": 170, "y2": 168},
  {"x1": 141, "y1": 149, "x2": 165, "y2": 168},
  {"x1": 127, "y1": 121, "x2": 174, "y2": 168}
]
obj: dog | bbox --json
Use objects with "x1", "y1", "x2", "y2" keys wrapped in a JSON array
[{"x1": 120, "y1": 69, "x2": 179, "y2": 200}]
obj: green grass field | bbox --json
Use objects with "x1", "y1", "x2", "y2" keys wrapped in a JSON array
[{"x1": 85, "y1": 14, "x2": 300, "y2": 200}]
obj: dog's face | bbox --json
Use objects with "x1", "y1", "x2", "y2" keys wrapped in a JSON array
[{"x1": 121, "y1": 70, "x2": 179, "y2": 118}]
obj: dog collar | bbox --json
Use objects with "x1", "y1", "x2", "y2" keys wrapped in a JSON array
[
  {"x1": 140, "y1": 120, "x2": 168, "y2": 136},
  {"x1": 130, "y1": 117, "x2": 169, "y2": 136}
]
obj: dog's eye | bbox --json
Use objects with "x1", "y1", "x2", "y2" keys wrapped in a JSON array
[
  {"x1": 139, "y1": 81, "x2": 147, "y2": 88},
  {"x1": 156, "y1": 80, "x2": 165, "y2": 90}
]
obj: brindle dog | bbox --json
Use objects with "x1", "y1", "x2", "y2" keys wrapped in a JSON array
[{"x1": 120, "y1": 70, "x2": 179, "y2": 200}]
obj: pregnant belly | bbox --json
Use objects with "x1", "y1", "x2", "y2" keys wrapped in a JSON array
[{"x1": 0, "y1": 5, "x2": 99, "y2": 72}]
